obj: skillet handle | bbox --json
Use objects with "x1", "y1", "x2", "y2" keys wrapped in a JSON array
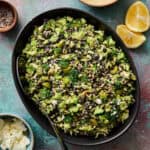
[
  {"x1": 46, "y1": 115, "x2": 68, "y2": 150},
  {"x1": 57, "y1": 136, "x2": 68, "y2": 150}
]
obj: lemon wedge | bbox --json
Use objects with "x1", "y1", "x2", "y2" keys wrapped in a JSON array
[
  {"x1": 116, "y1": 24, "x2": 146, "y2": 48},
  {"x1": 125, "y1": 1, "x2": 150, "y2": 32}
]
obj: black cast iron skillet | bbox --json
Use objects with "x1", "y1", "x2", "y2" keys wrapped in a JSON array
[{"x1": 12, "y1": 8, "x2": 140, "y2": 146}]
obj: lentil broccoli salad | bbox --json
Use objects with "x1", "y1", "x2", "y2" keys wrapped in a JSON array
[{"x1": 18, "y1": 16, "x2": 136, "y2": 138}]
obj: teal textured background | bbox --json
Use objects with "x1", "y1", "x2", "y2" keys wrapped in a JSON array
[{"x1": 0, "y1": 0, "x2": 150, "y2": 150}]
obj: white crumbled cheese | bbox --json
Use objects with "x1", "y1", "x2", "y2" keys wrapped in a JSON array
[
  {"x1": 12, "y1": 136, "x2": 30, "y2": 150},
  {"x1": 51, "y1": 100, "x2": 58, "y2": 106},
  {"x1": 0, "y1": 118, "x2": 30, "y2": 150},
  {"x1": 116, "y1": 99, "x2": 121, "y2": 105},
  {"x1": 95, "y1": 99, "x2": 102, "y2": 104}
]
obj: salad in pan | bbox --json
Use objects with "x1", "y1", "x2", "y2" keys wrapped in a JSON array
[{"x1": 18, "y1": 16, "x2": 136, "y2": 138}]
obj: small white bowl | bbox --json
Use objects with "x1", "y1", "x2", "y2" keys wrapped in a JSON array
[{"x1": 0, "y1": 113, "x2": 34, "y2": 150}]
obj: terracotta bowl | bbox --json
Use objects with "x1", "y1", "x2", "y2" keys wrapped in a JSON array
[
  {"x1": 80, "y1": 0, "x2": 118, "y2": 7},
  {"x1": 0, "y1": 0, "x2": 18, "y2": 32}
]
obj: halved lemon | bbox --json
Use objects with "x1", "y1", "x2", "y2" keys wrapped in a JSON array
[
  {"x1": 125, "y1": 1, "x2": 150, "y2": 32},
  {"x1": 116, "y1": 24, "x2": 146, "y2": 48}
]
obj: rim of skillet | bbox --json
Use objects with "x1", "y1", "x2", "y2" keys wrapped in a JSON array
[{"x1": 12, "y1": 7, "x2": 140, "y2": 146}]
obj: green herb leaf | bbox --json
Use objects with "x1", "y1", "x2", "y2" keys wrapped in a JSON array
[
  {"x1": 64, "y1": 115, "x2": 72, "y2": 123},
  {"x1": 53, "y1": 48, "x2": 62, "y2": 55},
  {"x1": 58, "y1": 59, "x2": 70, "y2": 69},
  {"x1": 69, "y1": 68, "x2": 79, "y2": 83},
  {"x1": 39, "y1": 88, "x2": 51, "y2": 99}
]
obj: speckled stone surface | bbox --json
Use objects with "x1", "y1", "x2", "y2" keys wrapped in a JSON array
[{"x1": 0, "y1": 0, "x2": 150, "y2": 150}]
